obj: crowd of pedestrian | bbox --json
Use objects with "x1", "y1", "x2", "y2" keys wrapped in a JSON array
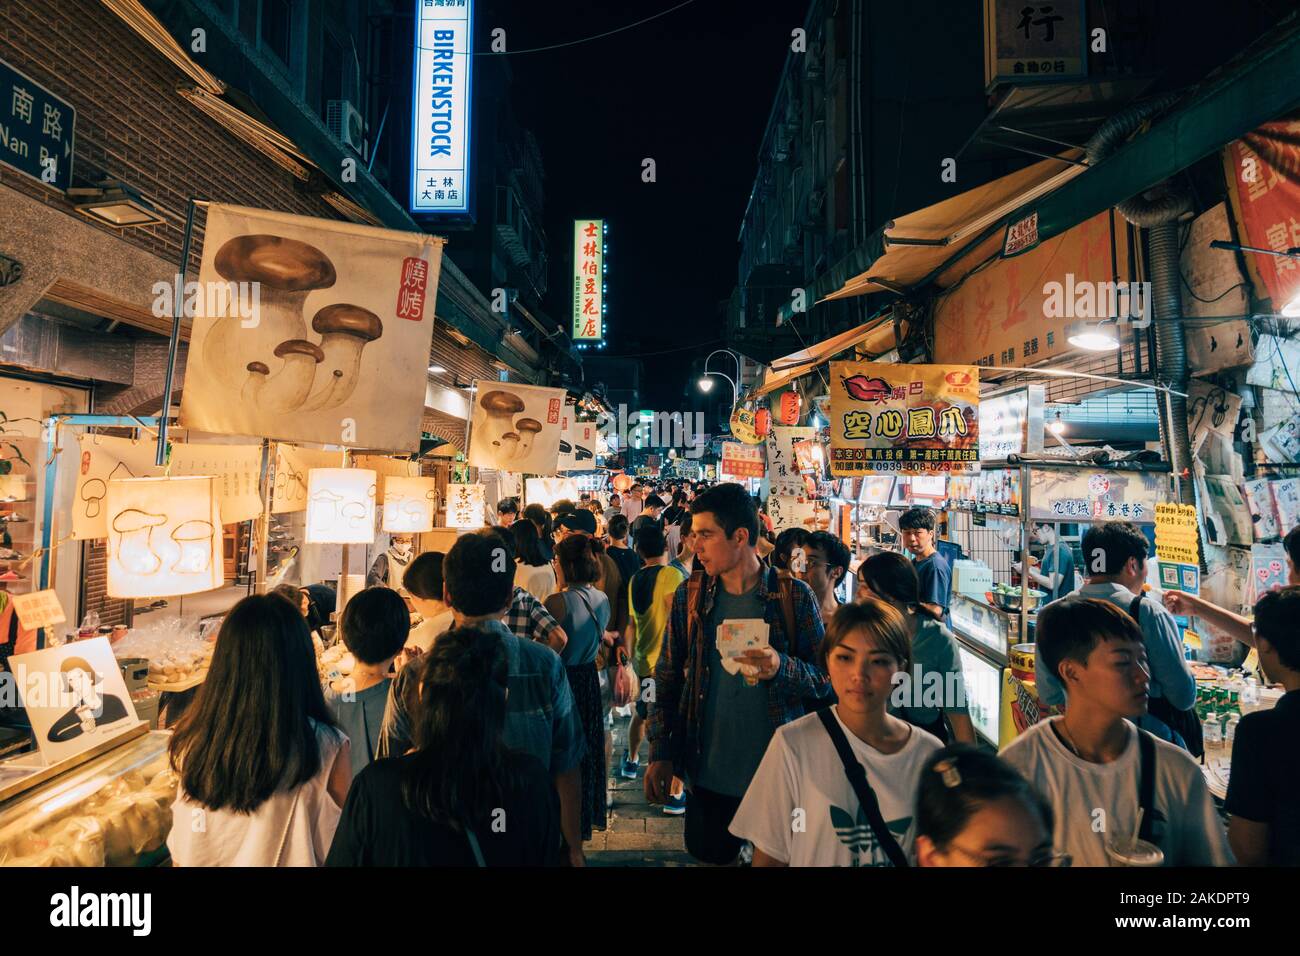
[{"x1": 162, "y1": 480, "x2": 1296, "y2": 868}]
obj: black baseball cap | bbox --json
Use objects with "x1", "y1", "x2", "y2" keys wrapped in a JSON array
[{"x1": 557, "y1": 509, "x2": 597, "y2": 534}]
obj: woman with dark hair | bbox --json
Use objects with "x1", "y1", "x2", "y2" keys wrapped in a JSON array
[
  {"x1": 514, "y1": 518, "x2": 557, "y2": 600},
  {"x1": 543, "y1": 535, "x2": 611, "y2": 840},
  {"x1": 669, "y1": 511, "x2": 695, "y2": 576},
  {"x1": 167, "y1": 594, "x2": 349, "y2": 866},
  {"x1": 326, "y1": 627, "x2": 562, "y2": 866},
  {"x1": 773, "y1": 527, "x2": 810, "y2": 573},
  {"x1": 728, "y1": 600, "x2": 943, "y2": 866},
  {"x1": 523, "y1": 503, "x2": 554, "y2": 562},
  {"x1": 914, "y1": 744, "x2": 1063, "y2": 867},
  {"x1": 857, "y1": 551, "x2": 975, "y2": 745}
]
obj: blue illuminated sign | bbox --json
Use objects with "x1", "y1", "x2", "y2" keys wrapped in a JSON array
[{"x1": 409, "y1": 0, "x2": 473, "y2": 214}]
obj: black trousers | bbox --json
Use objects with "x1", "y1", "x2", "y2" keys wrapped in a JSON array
[{"x1": 684, "y1": 785, "x2": 745, "y2": 865}]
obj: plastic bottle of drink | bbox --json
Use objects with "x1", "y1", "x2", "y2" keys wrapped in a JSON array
[
  {"x1": 1242, "y1": 677, "x2": 1260, "y2": 712},
  {"x1": 1202, "y1": 712, "x2": 1223, "y2": 754},
  {"x1": 1224, "y1": 713, "x2": 1240, "y2": 749}
]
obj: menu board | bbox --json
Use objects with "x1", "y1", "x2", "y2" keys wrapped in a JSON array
[{"x1": 1029, "y1": 467, "x2": 1163, "y2": 523}]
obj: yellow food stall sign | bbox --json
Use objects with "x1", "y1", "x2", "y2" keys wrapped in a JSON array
[{"x1": 1154, "y1": 502, "x2": 1200, "y2": 566}]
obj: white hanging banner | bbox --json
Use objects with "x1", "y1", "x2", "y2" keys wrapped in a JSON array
[
  {"x1": 73, "y1": 434, "x2": 166, "y2": 540},
  {"x1": 169, "y1": 443, "x2": 264, "y2": 524},
  {"x1": 467, "y1": 381, "x2": 566, "y2": 475},
  {"x1": 180, "y1": 203, "x2": 444, "y2": 452},
  {"x1": 271, "y1": 445, "x2": 345, "y2": 514}
]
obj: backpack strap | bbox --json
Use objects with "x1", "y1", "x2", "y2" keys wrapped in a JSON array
[
  {"x1": 1128, "y1": 593, "x2": 1144, "y2": 626},
  {"x1": 1137, "y1": 727, "x2": 1156, "y2": 843},
  {"x1": 816, "y1": 709, "x2": 910, "y2": 868},
  {"x1": 777, "y1": 571, "x2": 797, "y2": 656}
]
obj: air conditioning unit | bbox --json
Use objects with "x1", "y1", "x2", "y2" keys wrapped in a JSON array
[{"x1": 326, "y1": 99, "x2": 366, "y2": 156}]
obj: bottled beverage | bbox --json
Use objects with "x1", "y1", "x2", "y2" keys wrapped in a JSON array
[
  {"x1": 1202, "y1": 713, "x2": 1222, "y2": 753},
  {"x1": 1224, "y1": 713, "x2": 1240, "y2": 749},
  {"x1": 1242, "y1": 677, "x2": 1260, "y2": 711},
  {"x1": 1228, "y1": 691, "x2": 1241, "y2": 717}
]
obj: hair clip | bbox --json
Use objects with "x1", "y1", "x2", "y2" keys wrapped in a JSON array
[{"x1": 933, "y1": 759, "x2": 962, "y2": 789}]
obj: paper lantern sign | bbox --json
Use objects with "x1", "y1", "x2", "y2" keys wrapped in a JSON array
[
  {"x1": 382, "y1": 475, "x2": 438, "y2": 533},
  {"x1": 446, "y1": 483, "x2": 486, "y2": 529},
  {"x1": 525, "y1": 477, "x2": 580, "y2": 510},
  {"x1": 755, "y1": 407, "x2": 771, "y2": 438},
  {"x1": 612, "y1": 473, "x2": 633, "y2": 493},
  {"x1": 105, "y1": 476, "x2": 224, "y2": 598},
  {"x1": 305, "y1": 468, "x2": 377, "y2": 544},
  {"x1": 780, "y1": 391, "x2": 802, "y2": 425}
]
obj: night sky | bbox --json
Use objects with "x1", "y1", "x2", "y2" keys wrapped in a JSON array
[{"x1": 496, "y1": 1, "x2": 795, "y2": 410}]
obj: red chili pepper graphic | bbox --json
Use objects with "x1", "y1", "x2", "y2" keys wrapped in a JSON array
[{"x1": 841, "y1": 375, "x2": 892, "y2": 403}]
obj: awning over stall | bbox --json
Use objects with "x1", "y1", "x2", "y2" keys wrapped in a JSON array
[{"x1": 750, "y1": 317, "x2": 905, "y2": 399}]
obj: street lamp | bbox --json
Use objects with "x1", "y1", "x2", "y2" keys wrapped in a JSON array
[{"x1": 698, "y1": 348, "x2": 740, "y2": 409}]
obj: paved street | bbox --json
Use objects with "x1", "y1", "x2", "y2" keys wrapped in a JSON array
[{"x1": 585, "y1": 712, "x2": 695, "y2": 867}]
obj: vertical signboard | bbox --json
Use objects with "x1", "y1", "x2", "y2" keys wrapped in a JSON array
[
  {"x1": 984, "y1": 0, "x2": 1086, "y2": 90},
  {"x1": 573, "y1": 219, "x2": 605, "y2": 341},
  {"x1": 409, "y1": 0, "x2": 474, "y2": 214}
]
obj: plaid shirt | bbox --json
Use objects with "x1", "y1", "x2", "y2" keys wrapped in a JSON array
[
  {"x1": 648, "y1": 566, "x2": 830, "y2": 767},
  {"x1": 506, "y1": 586, "x2": 563, "y2": 644}
]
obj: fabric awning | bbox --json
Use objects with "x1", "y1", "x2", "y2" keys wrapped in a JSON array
[
  {"x1": 816, "y1": 151, "x2": 1085, "y2": 303},
  {"x1": 750, "y1": 318, "x2": 903, "y2": 399},
  {"x1": 818, "y1": 15, "x2": 1300, "y2": 304}
]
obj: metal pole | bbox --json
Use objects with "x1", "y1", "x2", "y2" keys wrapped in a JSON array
[
  {"x1": 1018, "y1": 463, "x2": 1031, "y2": 645},
  {"x1": 1163, "y1": 386, "x2": 1182, "y2": 502},
  {"x1": 156, "y1": 197, "x2": 198, "y2": 466},
  {"x1": 254, "y1": 439, "x2": 274, "y2": 594}
]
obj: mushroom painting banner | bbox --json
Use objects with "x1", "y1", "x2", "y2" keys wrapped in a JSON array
[
  {"x1": 467, "y1": 381, "x2": 566, "y2": 475},
  {"x1": 181, "y1": 204, "x2": 445, "y2": 452}
]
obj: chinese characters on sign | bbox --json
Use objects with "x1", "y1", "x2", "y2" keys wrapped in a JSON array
[
  {"x1": 766, "y1": 426, "x2": 815, "y2": 495},
  {"x1": 0, "y1": 56, "x2": 75, "y2": 191},
  {"x1": 985, "y1": 0, "x2": 1086, "y2": 89},
  {"x1": 829, "y1": 362, "x2": 980, "y2": 476},
  {"x1": 572, "y1": 219, "x2": 605, "y2": 341},
  {"x1": 409, "y1": 0, "x2": 473, "y2": 213},
  {"x1": 446, "y1": 482, "x2": 485, "y2": 529},
  {"x1": 720, "y1": 442, "x2": 763, "y2": 479}
]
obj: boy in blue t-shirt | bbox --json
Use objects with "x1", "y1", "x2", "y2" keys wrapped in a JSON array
[{"x1": 899, "y1": 506, "x2": 951, "y2": 625}]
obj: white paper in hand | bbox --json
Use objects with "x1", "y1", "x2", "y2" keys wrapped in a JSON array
[{"x1": 717, "y1": 618, "x2": 770, "y2": 675}]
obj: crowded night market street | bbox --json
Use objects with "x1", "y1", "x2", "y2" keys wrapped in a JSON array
[{"x1": 0, "y1": 0, "x2": 1297, "y2": 938}]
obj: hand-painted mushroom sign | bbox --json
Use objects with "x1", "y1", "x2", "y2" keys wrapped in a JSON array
[
  {"x1": 181, "y1": 204, "x2": 445, "y2": 452},
  {"x1": 467, "y1": 381, "x2": 567, "y2": 475}
]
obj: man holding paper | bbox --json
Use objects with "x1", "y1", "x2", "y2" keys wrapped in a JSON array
[{"x1": 645, "y1": 483, "x2": 831, "y2": 865}]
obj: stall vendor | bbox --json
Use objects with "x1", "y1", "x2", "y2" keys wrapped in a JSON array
[
  {"x1": 367, "y1": 533, "x2": 415, "y2": 591},
  {"x1": 1012, "y1": 522, "x2": 1076, "y2": 602}
]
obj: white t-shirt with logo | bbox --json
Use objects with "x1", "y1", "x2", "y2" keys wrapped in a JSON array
[
  {"x1": 999, "y1": 719, "x2": 1233, "y2": 867},
  {"x1": 728, "y1": 706, "x2": 942, "y2": 867}
]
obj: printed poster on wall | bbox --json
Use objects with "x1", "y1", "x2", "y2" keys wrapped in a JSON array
[
  {"x1": 180, "y1": 203, "x2": 444, "y2": 452},
  {"x1": 1203, "y1": 477, "x2": 1254, "y2": 546},
  {"x1": 169, "y1": 443, "x2": 264, "y2": 524},
  {"x1": 721, "y1": 442, "x2": 764, "y2": 479},
  {"x1": 468, "y1": 381, "x2": 566, "y2": 475},
  {"x1": 766, "y1": 426, "x2": 814, "y2": 496},
  {"x1": 829, "y1": 362, "x2": 979, "y2": 476},
  {"x1": 9, "y1": 638, "x2": 140, "y2": 765},
  {"x1": 767, "y1": 495, "x2": 817, "y2": 533},
  {"x1": 73, "y1": 435, "x2": 165, "y2": 540},
  {"x1": 271, "y1": 445, "x2": 345, "y2": 514},
  {"x1": 1271, "y1": 477, "x2": 1300, "y2": 531}
]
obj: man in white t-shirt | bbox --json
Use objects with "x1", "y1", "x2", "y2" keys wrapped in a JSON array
[{"x1": 1000, "y1": 596, "x2": 1232, "y2": 867}]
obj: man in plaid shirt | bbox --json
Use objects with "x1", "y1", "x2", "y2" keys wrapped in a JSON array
[{"x1": 646, "y1": 483, "x2": 830, "y2": 864}]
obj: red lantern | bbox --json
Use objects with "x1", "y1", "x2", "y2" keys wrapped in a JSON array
[
  {"x1": 754, "y1": 407, "x2": 771, "y2": 437},
  {"x1": 780, "y1": 391, "x2": 802, "y2": 425},
  {"x1": 612, "y1": 473, "x2": 632, "y2": 493}
]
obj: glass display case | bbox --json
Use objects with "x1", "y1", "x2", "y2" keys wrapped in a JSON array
[
  {"x1": 950, "y1": 592, "x2": 1025, "y2": 661},
  {"x1": 958, "y1": 645, "x2": 1005, "y2": 747},
  {"x1": 0, "y1": 730, "x2": 174, "y2": 866}
]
